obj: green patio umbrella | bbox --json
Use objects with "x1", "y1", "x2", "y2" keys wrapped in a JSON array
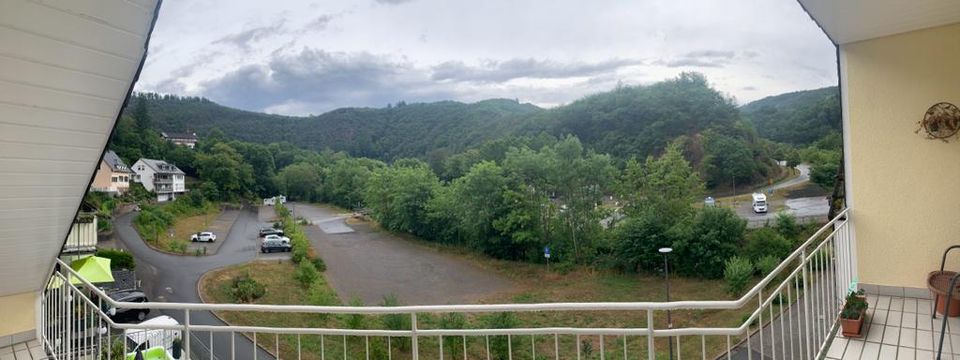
[
  {"x1": 71, "y1": 256, "x2": 114, "y2": 284},
  {"x1": 49, "y1": 256, "x2": 115, "y2": 288}
]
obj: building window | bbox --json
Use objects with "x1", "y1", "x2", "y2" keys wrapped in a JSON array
[{"x1": 111, "y1": 176, "x2": 118, "y2": 182}]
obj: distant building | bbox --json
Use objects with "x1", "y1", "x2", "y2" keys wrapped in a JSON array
[
  {"x1": 90, "y1": 150, "x2": 132, "y2": 194},
  {"x1": 131, "y1": 158, "x2": 186, "y2": 202},
  {"x1": 160, "y1": 131, "x2": 198, "y2": 149}
]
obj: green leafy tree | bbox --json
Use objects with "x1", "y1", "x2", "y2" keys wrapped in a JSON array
[
  {"x1": 363, "y1": 161, "x2": 440, "y2": 236},
  {"x1": 195, "y1": 143, "x2": 255, "y2": 200},
  {"x1": 275, "y1": 162, "x2": 322, "y2": 201},
  {"x1": 743, "y1": 228, "x2": 793, "y2": 261},
  {"x1": 674, "y1": 207, "x2": 745, "y2": 279}
]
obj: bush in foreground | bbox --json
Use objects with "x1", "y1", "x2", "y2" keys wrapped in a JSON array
[
  {"x1": 295, "y1": 260, "x2": 319, "y2": 288},
  {"x1": 724, "y1": 256, "x2": 753, "y2": 297},
  {"x1": 230, "y1": 272, "x2": 266, "y2": 303}
]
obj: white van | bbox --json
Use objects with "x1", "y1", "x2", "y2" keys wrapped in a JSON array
[
  {"x1": 752, "y1": 193, "x2": 768, "y2": 213},
  {"x1": 125, "y1": 315, "x2": 181, "y2": 358}
]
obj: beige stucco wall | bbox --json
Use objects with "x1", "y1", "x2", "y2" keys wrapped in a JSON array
[
  {"x1": 842, "y1": 22, "x2": 960, "y2": 289},
  {"x1": 0, "y1": 291, "x2": 36, "y2": 337},
  {"x1": 91, "y1": 159, "x2": 113, "y2": 190}
]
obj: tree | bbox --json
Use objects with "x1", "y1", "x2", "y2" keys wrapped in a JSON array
[
  {"x1": 674, "y1": 207, "x2": 745, "y2": 279},
  {"x1": 615, "y1": 210, "x2": 673, "y2": 273},
  {"x1": 702, "y1": 132, "x2": 755, "y2": 188},
  {"x1": 275, "y1": 162, "x2": 322, "y2": 201},
  {"x1": 363, "y1": 162, "x2": 440, "y2": 236},
  {"x1": 133, "y1": 97, "x2": 151, "y2": 132},
  {"x1": 195, "y1": 143, "x2": 255, "y2": 200},
  {"x1": 621, "y1": 142, "x2": 704, "y2": 220}
]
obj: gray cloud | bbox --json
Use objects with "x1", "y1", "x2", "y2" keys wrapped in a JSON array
[
  {"x1": 659, "y1": 49, "x2": 742, "y2": 68},
  {"x1": 213, "y1": 21, "x2": 286, "y2": 50},
  {"x1": 198, "y1": 49, "x2": 638, "y2": 114},
  {"x1": 374, "y1": 0, "x2": 415, "y2": 4},
  {"x1": 303, "y1": 15, "x2": 335, "y2": 31},
  {"x1": 200, "y1": 49, "x2": 455, "y2": 113},
  {"x1": 431, "y1": 58, "x2": 644, "y2": 83}
]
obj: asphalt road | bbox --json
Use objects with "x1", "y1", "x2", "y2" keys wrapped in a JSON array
[{"x1": 114, "y1": 207, "x2": 273, "y2": 360}]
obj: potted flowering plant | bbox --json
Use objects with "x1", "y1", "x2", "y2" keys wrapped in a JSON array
[{"x1": 840, "y1": 289, "x2": 868, "y2": 337}]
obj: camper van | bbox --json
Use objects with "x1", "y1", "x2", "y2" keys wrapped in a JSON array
[
  {"x1": 263, "y1": 195, "x2": 288, "y2": 206},
  {"x1": 752, "y1": 193, "x2": 768, "y2": 213}
]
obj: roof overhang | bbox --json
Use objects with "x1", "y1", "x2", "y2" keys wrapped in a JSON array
[
  {"x1": 0, "y1": 0, "x2": 161, "y2": 297},
  {"x1": 798, "y1": 0, "x2": 960, "y2": 45}
]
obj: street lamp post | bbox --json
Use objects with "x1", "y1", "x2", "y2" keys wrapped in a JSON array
[{"x1": 659, "y1": 247, "x2": 674, "y2": 360}]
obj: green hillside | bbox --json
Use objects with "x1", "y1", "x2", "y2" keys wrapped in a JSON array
[
  {"x1": 134, "y1": 73, "x2": 790, "y2": 187},
  {"x1": 740, "y1": 86, "x2": 840, "y2": 145}
]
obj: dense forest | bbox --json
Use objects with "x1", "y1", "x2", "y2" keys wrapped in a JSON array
[
  {"x1": 132, "y1": 73, "x2": 803, "y2": 189},
  {"x1": 741, "y1": 86, "x2": 840, "y2": 145}
]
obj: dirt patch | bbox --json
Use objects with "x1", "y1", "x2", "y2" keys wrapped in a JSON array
[{"x1": 784, "y1": 182, "x2": 830, "y2": 198}]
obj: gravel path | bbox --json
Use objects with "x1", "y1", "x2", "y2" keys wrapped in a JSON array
[{"x1": 290, "y1": 202, "x2": 517, "y2": 305}]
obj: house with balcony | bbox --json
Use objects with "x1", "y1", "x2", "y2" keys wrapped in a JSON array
[
  {"x1": 131, "y1": 159, "x2": 186, "y2": 202},
  {"x1": 90, "y1": 150, "x2": 133, "y2": 194},
  {"x1": 2, "y1": 1, "x2": 960, "y2": 360},
  {"x1": 160, "y1": 132, "x2": 199, "y2": 149}
]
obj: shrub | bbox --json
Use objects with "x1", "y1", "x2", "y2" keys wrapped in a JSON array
[
  {"x1": 614, "y1": 212, "x2": 672, "y2": 273},
  {"x1": 755, "y1": 255, "x2": 780, "y2": 277},
  {"x1": 344, "y1": 297, "x2": 366, "y2": 329},
  {"x1": 482, "y1": 312, "x2": 518, "y2": 360},
  {"x1": 774, "y1": 212, "x2": 800, "y2": 241},
  {"x1": 291, "y1": 244, "x2": 308, "y2": 264},
  {"x1": 96, "y1": 248, "x2": 135, "y2": 270},
  {"x1": 743, "y1": 228, "x2": 793, "y2": 261},
  {"x1": 308, "y1": 281, "x2": 339, "y2": 321},
  {"x1": 439, "y1": 312, "x2": 466, "y2": 357},
  {"x1": 294, "y1": 261, "x2": 319, "y2": 288},
  {"x1": 311, "y1": 257, "x2": 327, "y2": 272},
  {"x1": 380, "y1": 294, "x2": 411, "y2": 350},
  {"x1": 168, "y1": 240, "x2": 188, "y2": 254},
  {"x1": 724, "y1": 256, "x2": 753, "y2": 297},
  {"x1": 675, "y1": 207, "x2": 746, "y2": 279},
  {"x1": 230, "y1": 272, "x2": 266, "y2": 303}
]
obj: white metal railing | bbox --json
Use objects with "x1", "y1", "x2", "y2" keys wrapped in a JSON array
[{"x1": 40, "y1": 209, "x2": 853, "y2": 360}]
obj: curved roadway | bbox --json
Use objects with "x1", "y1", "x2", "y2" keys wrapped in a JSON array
[{"x1": 114, "y1": 208, "x2": 273, "y2": 360}]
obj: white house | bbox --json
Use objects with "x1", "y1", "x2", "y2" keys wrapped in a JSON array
[{"x1": 131, "y1": 158, "x2": 186, "y2": 202}]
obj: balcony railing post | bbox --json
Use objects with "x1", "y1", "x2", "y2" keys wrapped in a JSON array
[
  {"x1": 801, "y1": 248, "x2": 812, "y2": 360},
  {"x1": 185, "y1": 309, "x2": 192, "y2": 360},
  {"x1": 647, "y1": 310, "x2": 655, "y2": 360},
  {"x1": 411, "y1": 312, "x2": 419, "y2": 360}
]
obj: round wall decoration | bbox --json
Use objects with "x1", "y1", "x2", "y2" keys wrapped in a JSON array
[{"x1": 917, "y1": 102, "x2": 960, "y2": 141}]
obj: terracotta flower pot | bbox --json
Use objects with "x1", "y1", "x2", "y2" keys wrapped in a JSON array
[
  {"x1": 927, "y1": 271, "x2": 960, "y2": 317},
  {"x1": 933, "y1": 293, "x2": 960, "y2": 317},
  {"x1": 840, "y1": 312, "x2": 865, "y2": 338}
]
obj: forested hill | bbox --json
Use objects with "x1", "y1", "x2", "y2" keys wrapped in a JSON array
[
  {"x1": 740, "y1": 86, "x2": 840, "y2": 145},
  {"x1": 133, "y1": 73, "x2": 795, "y2": 187},
  {"x1": 130, "y1": 94, "x2": 542, "y2": 160}
]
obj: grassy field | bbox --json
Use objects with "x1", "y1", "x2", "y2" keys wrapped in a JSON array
[
  {"x1": 200, "y1": 254, "x2": 772, "y2": 360},
  {"x1": 144, "y1": 209, "x2": 219, "y2": 254}
]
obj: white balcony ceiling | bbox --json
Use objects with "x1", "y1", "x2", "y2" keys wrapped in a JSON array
[
  {"x1": 0, "y1": 0, "x2": 160, "y2": 297},
  {"x1": 799, "y1": 0, "x2": 960, "y2": 44}
]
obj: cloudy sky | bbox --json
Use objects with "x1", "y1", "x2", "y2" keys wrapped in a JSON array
[{"x1": 136, "y1": 0, "x2": 837, "y2": 116}]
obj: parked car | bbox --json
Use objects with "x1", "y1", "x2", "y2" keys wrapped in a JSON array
[
  {"x1": 102, "y1": 290, "x2": 150, "y2": 322},
  {"x1": 262, "y1": 234, "x2": 290, "y2": 243},
  {"x1": 261, "y1": 238, "x2": 292, "y2": 253},
  {"x1": 258, "y1": 227, "x2": 284, "y2": 237},
  {"x1": 191, "y1": 231, "x2": 216, "y2": 242}
]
